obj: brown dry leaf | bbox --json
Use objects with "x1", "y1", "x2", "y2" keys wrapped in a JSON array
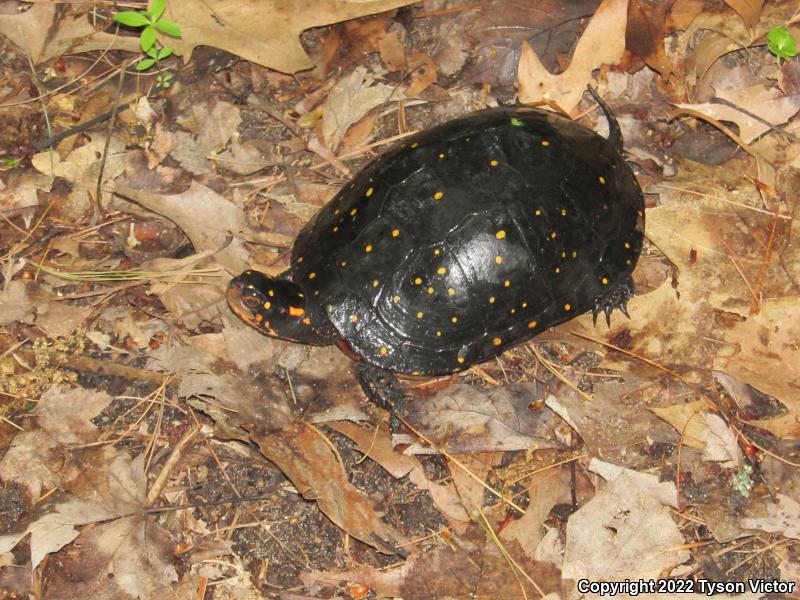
[
  {"x1": 499, "y1": 466, "x2": 561, "y2": 557},
  {"x1": 405, "y1": 383, "x2": 558, "y2": 455},
  {"x1": 517, "y1": 0, "x2": 628, "y2": 111},
  {"x1": 171, "y1": 102, "x2": 242, "y2": 175},
  {"x1": 447, "y1": 454, "x2": 493, "y2": 515},
  {"x1": 742, "y1": 494, "x2": 800, "y2": 540},
  {"x1": 562, "y1": 474, "x2": 691, "y2": 582},
  {"x1": 674, "y1": 87, "x2": 800, "y2": 143},
  {"x1": 588, "y1": 458, "x2": 679, "y2": 508},
  {"x1": 404, "y1": 49, "x2": 438, "y2": 97},
  {"x1": 166, "y1": 0, "x2": 417, "y2": 73},
  {"x1": 35, "y1": 302, "x2": 92, "y2": 338},
  {"x1": 305, "y1": 527, "x2": 561, "y2": 598},
  {"x1": 113, "y1": 182, "x2": 254, "y2": 274},
  {"x1": 627, "y1": 0, "x2": 675, "y2": 79},
  {"x1": 0, "y1": 4, "x2": 139, "y2": 64},
  {"x1": 649, "y1": 400, "x2": 709, "y2": 451},
  {"x1": 0, "y1": 386, "x2": 112, "y2": 499},
  {"x1": 724, "y1": 0, "x2": 765, "y2": 28},
  {"x1": 378, "y1": 28, "x2": 408, "y2": 72},
  {"x1": 31, "y1": 137, "x2": 127, "y2": 219},
  {"x1": 0, "y1": 280, "x2": 39, "y2": 326},
  {"x1": 326, "y1": 421, "x2": 418, "y2": 479},
  {"x1": 250, "y1": 420, "x2": 407, "y2": 554},
  {"x1": 321, "y1": 66, "x2": 405, "y2": 150}
]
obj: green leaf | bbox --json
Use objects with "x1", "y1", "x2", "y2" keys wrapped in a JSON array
[
  {"x1": 146, "y1": 46, "x2": 159, "y2": 58},
  {"x1": 140, "y1": 25, "x2": 157, "y2": 52},
  {"x1": 148, "y1": 0, "x2": 166, "y2": 20},
  {"x1": 136, "y1": 57, "x2": 157, "y2": 71},
  {"x1": 767, "y1": 27, "x2": 798, "y2": 63},
  {"x1": 157, "y1": 47, "x2": 173, "y2": 60},
  {"x1": 114, "y1": 10, "x2": 149, "y2": 27},
  {"x1": 154, "y1": 19, "x2": 182, "y2": 37}
]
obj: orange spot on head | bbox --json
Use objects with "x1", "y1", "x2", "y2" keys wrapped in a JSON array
[
  {"x1": 289, "y1": 306, "x2": 304, "y2": 317},
  {"x1": 492, "y1": 337, "x2": 502, "y2": 346}
]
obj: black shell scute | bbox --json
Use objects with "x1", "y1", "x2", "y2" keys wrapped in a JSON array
[{"x1": 291, "y1": 107, "x2": 644, "y2": 375}]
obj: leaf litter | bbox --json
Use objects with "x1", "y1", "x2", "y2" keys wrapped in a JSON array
[{"x1": 1, "y1": 0, "x2": 800, "y2": 597}]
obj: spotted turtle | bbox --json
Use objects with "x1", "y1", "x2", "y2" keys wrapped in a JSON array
[{"x1": 228, "y1": 90, "x2": 645, "y2": 412}]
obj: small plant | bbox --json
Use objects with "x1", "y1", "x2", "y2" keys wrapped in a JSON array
[
  {"x1": 114, "y1": 0, "x2": 182, "y2": 75},
  {"x1": 766, "y1": 26, "x2": 798, "y2": 65}
]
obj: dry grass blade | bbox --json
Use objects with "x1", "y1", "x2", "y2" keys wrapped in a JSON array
[{"x1": 31, "y1": 262, "x2": 222, "y2": 282}]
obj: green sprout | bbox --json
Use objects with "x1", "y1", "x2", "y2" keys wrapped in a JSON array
[
  {"x1": 767, "y1": 27, "x2": 797, "y2": 65},
  {"x1": 732, "y1": 464, "x2": 754, "y2": 497},
  {"x1": 113, "y1": 0, "x2": 182, "y2": 72},
  {"x1": 1, "y1": 157, "x2": 20, "y2": 169}
]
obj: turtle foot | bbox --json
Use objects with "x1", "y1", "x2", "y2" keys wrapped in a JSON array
[
  {"x1": 357, "y1": 362, "x2": 407, "y2": 431},
  {"x1": 592, "y1": 277, "x2": 634, "y2": 328}
]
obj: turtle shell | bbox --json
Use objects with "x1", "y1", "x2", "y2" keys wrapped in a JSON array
[{"x1": 290, "y1": 107, "x2": 644, "y2": 375}]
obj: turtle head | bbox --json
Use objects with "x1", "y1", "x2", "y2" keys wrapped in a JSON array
[{"x1": 227, "y1": 270, "x2": 333, "y2": 345}]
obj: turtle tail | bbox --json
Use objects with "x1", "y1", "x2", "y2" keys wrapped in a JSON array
[{"x1": 587, "y1": 86, "x2": 624, "y2": 153}]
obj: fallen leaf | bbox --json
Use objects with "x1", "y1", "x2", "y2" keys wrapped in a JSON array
[
  {"x1": 165, "y1": 0, "x2": 418, "y2": 74},
  {"x1": 742, "y1": 494, "x2": 800, "y2": 540},
  {"x1": 171, "y1": 102, "x2": 242, "y2": 175},
  {"x1": 701, "y1": 413, "x2": 741, "y2": 467},
  {"x1": 588, "y1": 458, "x2": 679, "y2": 508},
  {"x1": 649, "y1": 400, "x2": 708, "y2": 451},
  {"x1": 500, "y1": 466, "x2": 561, "y2": 556},
  {"x1": 321, "y1": 66, "x2": 405, "y2": 150},
  {"x1": 562, "y1": 473, "x2": 691, "y2": 582},
  {"x1": 724, "y1": 0, "x2": 764, "y2": 28},
  {"x1": 517, "y1": 0, "x2": 628, "y2": 111},
  {"x1": 627, "y1": 0, "x2": 675, "y2": 79}
]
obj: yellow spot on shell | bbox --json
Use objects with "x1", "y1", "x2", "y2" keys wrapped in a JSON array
[
  {"x1": 489, "y1": 296, "x2": 496, "y2": 304},
  {"x1": 492, "y1": 337, "x2": 502, "y2": 346},
  {"x1": 433, "y1": 191, "x2": 444, "y2": 200},
  {"x1": 448, "y1": 288, "x2": 455, "y2": 296},
  {"x1": 350, "y1": 208, "x2": 357, "y2": 216},
  {"x1": 308, "y1": 273, "x2": 317, "y2": 279},
  {"x1": 392, "y1": 229, "x2": 400, "y2": 237},
  {"x1": 437, "y1": 267, "x2": 447, "y2": 275},
  {"x1": 451, "y1": 316, "x2": 458, "y2": 323},
  {"x1": 393, "y1": 295, "x2": 401, "y2": 302},
  {"x1": 535, "y1": 209, "x2": 542, "y2": 216},
  {"x1": 427, "y1": 287, "x2": 434, "y2": 294},
  {"x1": 602, "y1": 277, "x2": 609, "y2": 285},
  {"x1": 263, "y1": 301, "x2": 271, "y2": 309},
  {"x1": 332, "y1": 226, "x2": 339, "y2": 232},
  {"x1": 439, "y1": 152, "x2": 446, "y2": 159},
  {"x1": 350, "y1": 315, "x2": 358, "y2": 323},
  {"x1": 414, "y1": 277, "x2": 423, "y2": 285},
  {"x1": 561, "y1": 208, "x2": 567, "y2": 216},
  {"x1": 340, "y1": 261, "x2": 347, "y2": 267},
  {"x1": 510, "y1": 308, "x2": 516, "y2": 314},
  {"x1": 417, "y1": 311, "x2": 424, "y2": 318},
  {"x1": 625, "y1": 242, "x2": 631, "y2": 249},
  {"x1": 495, "y1": 255, "x2": 502, "y2": 264},
  {"x1": 572, "y1": 251, "x2": 577, "y2": 258},
  {"x1": 268, "y1": 289, "x2": 275, "y2": 297},
  {"x1": 541, "y1": 140, "x2": 550, "y2": 146},
  {"x1": 365, "y1": 244, "x2": 373, "y2": 253},
  {"x1": 436, "y1": 330, "x2": 442, "y2": 337},
  {"x1": 457, "y1": 356, "x2": 465, "y2": 363},
  {"x1": 411, "y1": 142, "x2": 419, "y2": 148},
  {"x1": 297, "y1": 256, "x2": 304, "y2": 263},
  {"x1": 372, "y1": 280, "x2": 380, "y2": 287},
  {"x1": 496, "y1": 230, "x2": 506, "y2": 239},
  {"x1": 504, "y1": 280, "x2": 511, "y2": 287},
  {"x1": 380, "y1": 346, "x2": 388, "y2": 355},
  {"x1": 564, "y1": 303, "x2": 572, "y2": 311},
  {"x1": 599, "y1": 176, "x2": 606, "y2": 184},
  {"x1": 528, "y1": 320, "x2": 537, "y2": 329},
  {"x1": 550, "y1": 232, "x2": 557, "y2": 239},
  {"x1": 522, "y1": 302, "x2": 528, "y2": 308},
  {"x1": 489, "y1": 159, "x2": 498, "y2": 166},
  {"x1": 334, "y1": 208, "x2": 340, "y2": 215},
  {"x1": 555, "y1": 267, "x2": 561, "y2": 274},
  {"x1": 366, "y1": 187, "x2": 374, "y2": 197}
]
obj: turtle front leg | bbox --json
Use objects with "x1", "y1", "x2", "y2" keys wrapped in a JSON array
[
  {"x1": 592, "y1": 275, "x2": 634, "y2": 327},
  {"x1": 357, "y1": 362, "x2": 408, "y2": 428}
]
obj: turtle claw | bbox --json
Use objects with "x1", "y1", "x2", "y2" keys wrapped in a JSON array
[{"x1": 593, "y1": 277, "x2": 634, "y2": 329}]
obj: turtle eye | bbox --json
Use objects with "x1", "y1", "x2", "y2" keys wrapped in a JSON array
[{"x1": 242, "y1": 295, "x2": 261, "y2": 309}]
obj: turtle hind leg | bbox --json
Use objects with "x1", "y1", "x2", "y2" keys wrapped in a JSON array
[
  {"x1": 357, "y1": 362, "x2": 407, "y2": 428},
  {"x1": 592, "y1": 276, "x2": 634, "y2": 328}
]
